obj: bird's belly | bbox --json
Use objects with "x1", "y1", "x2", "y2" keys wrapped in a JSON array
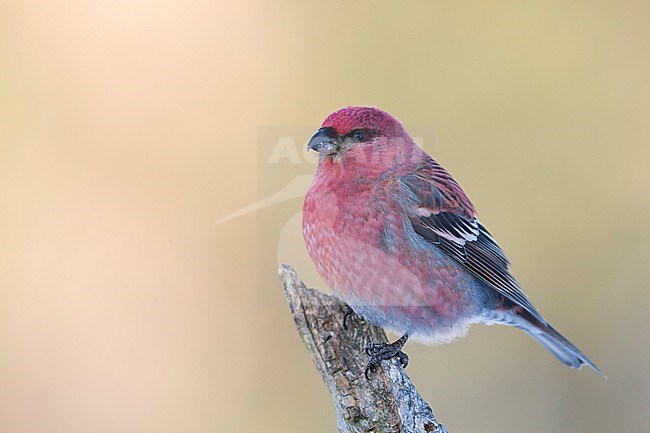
[{"x1": 304, "y1": 215, "x2": 482, "y2": 344}]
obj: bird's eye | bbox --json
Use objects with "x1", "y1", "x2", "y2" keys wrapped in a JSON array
[{"x1": 352, "y1": 130, "x2": 366, "y2": 142}]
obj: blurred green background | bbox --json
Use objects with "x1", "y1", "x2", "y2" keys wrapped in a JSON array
[{"x1": 1, "y1": 1, "x2": 649, "y2": 432}]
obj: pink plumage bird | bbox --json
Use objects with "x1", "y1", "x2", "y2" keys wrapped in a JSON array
[{"x1": 302, "y1": 106, "x2": 603, "y2": 378}]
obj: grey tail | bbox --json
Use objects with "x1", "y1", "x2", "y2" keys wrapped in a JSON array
[{"x1": 507, "y1": 310, "x2": 605, "y2": 378}]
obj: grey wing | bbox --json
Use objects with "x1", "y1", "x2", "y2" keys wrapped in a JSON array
[{"x1": 411, "y1": 212, "x2": 546, "y2": 324}]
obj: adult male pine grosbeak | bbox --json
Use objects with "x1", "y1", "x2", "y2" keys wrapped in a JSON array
[{"x1": 303, "y1": 106, "x2": 603, "y2": 378}]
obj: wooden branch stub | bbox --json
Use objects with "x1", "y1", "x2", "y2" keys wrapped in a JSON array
[{"x1": 279, "y1": 264, "x2": 448, "y2": 433}]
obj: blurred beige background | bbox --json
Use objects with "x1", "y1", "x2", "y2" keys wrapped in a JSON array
[{"x1": 1, "y1": 1, "x2": 649, "y2": 432}]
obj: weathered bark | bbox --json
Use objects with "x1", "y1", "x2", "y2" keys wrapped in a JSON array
[{"x1": 279, "y1": 264, "x2": 449, "y2": 433}]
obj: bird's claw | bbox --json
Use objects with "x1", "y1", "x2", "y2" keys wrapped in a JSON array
[
  {"x1": 364, "y1": 334, "x2": 409, "y2": 380},
  {"x1": 342, "y1": 305, "x2": 355, "y2": 331}
]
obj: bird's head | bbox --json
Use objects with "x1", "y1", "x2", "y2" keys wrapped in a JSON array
[{"x1": 307, "y1": 106, "x2": 423, "y2": 177}]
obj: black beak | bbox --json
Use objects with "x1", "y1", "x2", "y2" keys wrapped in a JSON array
[{"x1": 307, "y1": 126, "x2": 339, "y2": 155}]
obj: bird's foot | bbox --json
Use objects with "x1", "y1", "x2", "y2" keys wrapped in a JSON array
[
  {"x1": 365, "y1": 333, "x2": 409, "y2": 380},
  {"x1": 342, "y1": 305, "x2": 355, "y2": 331}
]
